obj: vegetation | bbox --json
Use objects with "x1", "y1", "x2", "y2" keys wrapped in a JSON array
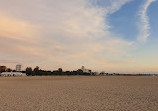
[
  {"x1": 1, "y1": 66, "x2": 157, "y2": 76},
  {"x1": 25, "y1": 66, "x2": 92, "y2": 76}
]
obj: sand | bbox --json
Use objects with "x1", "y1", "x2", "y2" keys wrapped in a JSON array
[{"x1": 0, "y1": 76, "x2": 158, "y2": 111}]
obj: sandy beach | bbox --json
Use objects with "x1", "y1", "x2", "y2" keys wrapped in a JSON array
[{"x1": 0, "y1": 76, "x2": 158, "y2": 111}]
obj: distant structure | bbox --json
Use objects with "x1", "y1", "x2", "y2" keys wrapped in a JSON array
[
  {"x1": 81, "y1": 66, "x2": 91, "y2": 73},
  {"x1": 81, "y1": 66, "x2": 85, "y2": 71},
  {"x1": 0, "y1": 72, "x2": 26, "y2": 77},
  {"x1": 16, "y1": 64, "x2": 22, "y2": 72},
  {"x1": 0, "y1": 66, "x2": 7, "y2": 73}
]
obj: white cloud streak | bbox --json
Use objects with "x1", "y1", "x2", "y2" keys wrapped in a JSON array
[{"x1": 138, "y1": 0, "x2": 157, "y2": 42}]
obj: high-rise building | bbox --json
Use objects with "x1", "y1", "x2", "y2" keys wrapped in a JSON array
[
  {"x1": 81, "y1": 66, "x2": 85, "y2": 71},
  {"x1": 16, "y1": 64, "x2": 22, "y2": 72}
]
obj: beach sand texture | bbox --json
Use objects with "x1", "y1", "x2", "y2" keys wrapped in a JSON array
[{"x1": 0, "y1": 76, "x2": 158, "y2": 111}]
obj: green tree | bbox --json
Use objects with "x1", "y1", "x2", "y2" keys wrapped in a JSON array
[
  {"x1": 26, "y1": 67, "x2": 32, "y2": 76},
  {"x1": 7, "y1": 68, "x2": 12, "y2": 72},
  {"x1": 33, "y1": 66, "x2": 39, "y2": 76},
  {"x1": 58, "y1": 68, "x2": 63, "y2": 75}
]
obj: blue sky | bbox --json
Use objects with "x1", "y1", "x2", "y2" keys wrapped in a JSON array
[
  {"x1": 108, "y1": 0, "x2": 141, "y2": 41},
  {"x1": 0, "y1": 0, "x2": 158, "y2": 73}
]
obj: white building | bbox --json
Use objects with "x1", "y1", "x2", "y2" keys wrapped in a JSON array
[
  {"x1": 81, "y1": 66, "x2": 91, "y2": 73},
  {"x1": 0, "y1": 72, "x2": 26, "y2": 77},
  {"x1": 16, "y1": 64, "x2": 22, "y2": 72}
]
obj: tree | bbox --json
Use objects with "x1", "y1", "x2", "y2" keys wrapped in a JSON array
[
  {"x1": 77, "y1": 69, "x2": 83, "y2": 75},
  {"x1": 57, "y1": 68, "x2": 63, "y2": 75},
  {"x1": 26, "y1": 67, "x2": 32, "y2": 76},
  {"x1": 7, "y1": 68, "x2": 12, "y2": 72},
  {"x1": 33, "y1": 66, "x2": 39, "y2": 76},
  {"x1": 58, "y1": 68, "x2": 63, "y2": 72}
]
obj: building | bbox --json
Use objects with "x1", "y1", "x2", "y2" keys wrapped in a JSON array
[
  {"x1": 16, "y1": 64, "x2": 22, "y2": 72},
  {"x1": 81, "y1": 66, "x2": 85, "y2": 71},
  {"x1": 0, "y1": 66, "x2": 7, "y2": 73},
  {"x1": 0, "y1": 72, "x2": 26, "y2": 77},
  {"x1": 81, "y1": 66, "x2": 91, "y2": 73}
]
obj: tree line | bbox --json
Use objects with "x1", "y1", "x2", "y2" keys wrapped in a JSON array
[{"x1": 25, "y1": 66, "x2": 93, "y2": 76}]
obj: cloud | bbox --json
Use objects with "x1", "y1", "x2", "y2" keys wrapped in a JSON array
[
  {"x1": 0, "y1": 12, "x2": 39, "y2": 42},
  {"x1": 95, "y1": 0, "x2": 133, "y2": 14},
  {"x1": 138, "y1": 0, "x2": 157, "y2": 42},
  {"x1": 0, "y1": 0, "x2": 134, "y2": 71},
  {"x1": 0, "y1": 60, "x2": 19, "y2": 64}
]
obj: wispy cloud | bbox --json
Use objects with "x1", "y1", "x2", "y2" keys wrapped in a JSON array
[
  {"x1": 0, "y1": 0, "x2": 134, "y2": 71},
  {"x1": 138, "y1": 0, "x2": 157, "y2": 42},
  {"x1": 0, "y1": 12, "x2": 39, "y2": 42}
]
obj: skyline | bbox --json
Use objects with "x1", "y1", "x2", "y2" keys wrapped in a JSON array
[{"x1": 0, "y1": 0, "x2": 158, "y2": 73}]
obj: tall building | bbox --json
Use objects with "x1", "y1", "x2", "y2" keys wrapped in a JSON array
[
  {"x1": 81, "y1": 66, "x2": 85, "y2": 71},
  {"x1": 16, "y1": 64, "x2": 22, "y2": 72},
  {"x1": 0, "y1": 66, "x2": 7, "y2": 73}
]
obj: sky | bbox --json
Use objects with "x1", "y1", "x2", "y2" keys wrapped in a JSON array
[{"x1": 0, "y1": 0, "x2": 158, "y2": 73}]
